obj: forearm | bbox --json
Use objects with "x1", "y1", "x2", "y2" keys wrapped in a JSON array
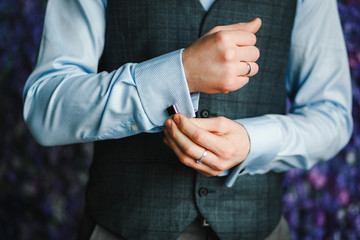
[
  {"x1": 24, "y1": 65, "x2": 143, "y2": 145},
  {"x1": 238, "y1": 103, "x2": 352, "y2": 174},
  {"x1": 225, "y1": 0, "x2": 353, "y2": 186},
  {"x1": 23, "y1": 0, "x2": 196, "y2": 146}
]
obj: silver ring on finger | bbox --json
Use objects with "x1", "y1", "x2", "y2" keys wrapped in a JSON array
[
  {"x1": 196, "y1": 149, "x2": 207, "y2": 164},
  {"x1": 245, "y1": 62, "x2": 251, "y2": 76}
]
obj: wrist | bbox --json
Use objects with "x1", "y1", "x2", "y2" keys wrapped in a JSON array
[
  {"x1": 238, "y1": 122, "x2": 251, "y2": 162},
  {"x1": 182, "y1": 48, "x2": 197, "y2": 93}
]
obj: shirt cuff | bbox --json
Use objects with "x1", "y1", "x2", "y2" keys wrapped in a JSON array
[
  {"x1": 190, "y1": 92, "x2": 200, "y2": 112},
  {"x1": 225, "y1": 116, "x2": 283, "y2": 187},
  {"x1": 134, "y1": 49, "x2": 195, "y2": 127}
]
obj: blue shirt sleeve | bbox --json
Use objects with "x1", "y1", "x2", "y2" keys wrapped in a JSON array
[
  {"x1": 225, "y1": 0, "x2": 353, "y2": 187},
  {"x1": 23, "y1": 0, "x2": 196, "y2": 146}
]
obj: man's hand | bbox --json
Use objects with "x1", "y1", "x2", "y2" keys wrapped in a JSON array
[
  {"x1": 163, "y1": 114, "x2": 250, "y2": 177},
  {"x1": 183, "y1": 18, "x2": 261, "y2": 94}
]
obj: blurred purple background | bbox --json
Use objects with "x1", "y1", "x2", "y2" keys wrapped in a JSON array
[{"x1": 0, "y1": 1, "x2": 359, "y2": 239}]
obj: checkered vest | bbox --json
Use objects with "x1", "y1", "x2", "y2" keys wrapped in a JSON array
[{"x1": 87, "y1": 0, "x2": 296, "y2": 239}]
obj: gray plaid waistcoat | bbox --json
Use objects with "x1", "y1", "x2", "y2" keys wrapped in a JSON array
[{"x1": 87, "y1": 0, "x2": 296, "y2": 239}]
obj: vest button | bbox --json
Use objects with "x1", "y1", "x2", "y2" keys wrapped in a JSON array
[
  {"x1": 198, "y1": 187, "x2": 208, "y2": 197},
  {"x1": 200, "y1": 110, "x2": 210, "y2": 118}
]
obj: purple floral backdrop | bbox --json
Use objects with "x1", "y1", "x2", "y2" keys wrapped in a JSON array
[{"x1": 0, "y1": 0, "x2": 359, "y2": 239}]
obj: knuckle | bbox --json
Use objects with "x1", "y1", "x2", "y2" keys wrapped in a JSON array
[
  {"x1": 239, "y1": 76, "x2": 249, "y2": 87},
  {"x1": 183, "y1": 145, "x2": 195, "y2": 157},
  {"x1": 214, "y1": 31, "x2": 229, "y2": 44},
  {"x1": 226, "y1": 144, "x2": 239, "y2": 159},
  {"x1": 219, "y1": 148, "x2": 230, "y2": 159},
  {"x1": 243, "y1": 76, "x2": 250, "y2": 84},
  {"x1": 252, "y1": 63, "x2": 259, "y2": 75},
  {"x1": 220, "y1": 84, "x2": 231, "y2": 93},
  {"x1": 193, "y1": 129, "x2": 205, "y2": 144},
  {"x1": 253, "y1": 47, "x2": 260, "y2": 60},
  {"x1": 215, "y1": 163, "x2": 227, "y2": 172},
  {"x1": 169, "y1": 128, "x2": 177, "y2": 139},
  {"x1": 221, "y1": 49, "x2": 235, "y2": 62},
  {"x1": 219, "y1": 146, "x2": 233, "y2": 159},
  {"x1": 221, "y1": 79, "x2": 236, "y2": 93},
  {"x1": 218, "y1": 116, "x2": 227, "y2": 125},
  {"x1": 227, "y1": 148, "x2": 237, "y2": 159},
  {"x1": 181, "y1": 157, "x2": 193, "y2": 167},
  {"x1": 211, "y1": 26, "x2": 221, "y2": 33},
  {"x1": 215, "y1": 116, "x2": 227, "y2": 130},
  {"x1": 241, "y1": 62, "x2": 249, "y2": 74},
  {"x1": 249, "y1": 33, "x2": 257, "y2": 45},
  {"x1": 218, "y1": 75, "x2": 231, "y2": 90},
  {"x1": 222, "y1": 152, "x2": 232, "y2": 160}
]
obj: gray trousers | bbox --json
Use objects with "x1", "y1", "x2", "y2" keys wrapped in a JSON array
[{"x1": 87, "y1": 216, "x2": 292, "y2": 240}]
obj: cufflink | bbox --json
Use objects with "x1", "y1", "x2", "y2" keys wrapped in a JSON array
[{"x1": 166, "y1": 104, "x2": 178, "y2": 118}]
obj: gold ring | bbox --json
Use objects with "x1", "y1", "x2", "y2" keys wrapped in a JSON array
[{"x1": 245, "y1": 62, "x2": 251, "y2": 76}]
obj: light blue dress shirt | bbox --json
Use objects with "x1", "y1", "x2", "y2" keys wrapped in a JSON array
[{"x1": 23, "y1": 0, "x2": 353, "y2": 187}]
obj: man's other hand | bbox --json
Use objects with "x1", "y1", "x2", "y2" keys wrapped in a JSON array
[
  {"x1": 183, "y1": 18, "x2": 261, "y2": 94},
  {"x1": 163, "y1": 114, "x2": 250, "y2": 177}
]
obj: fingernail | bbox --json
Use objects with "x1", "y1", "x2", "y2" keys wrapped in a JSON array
[
  {"x1": 165, "y1": 119, "x2": 172, "y2": 128},
  {"x1": 174, "y1": 114, "x2": 181, "y2": 124}
]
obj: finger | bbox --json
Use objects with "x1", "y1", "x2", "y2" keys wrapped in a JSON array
[
  {"x1": 236, "y1": 46, "x2": 260, "y2": 62},
  {"x1": 165, "y1": 119, "x2": 206, "y2": 160},
  {"x1": 213, "y1": 30, "x2": 257, "y2": 47},
  {"x1": 163, "y1": 128, "x2": 222, "y2": 175},
  {"x1": 172, "y1": 115, "x2": 229, "y2": 155},
  {"x1": 187, "y1": 116, "x2": 233, "y2": 133},
  {"x1": 238, "y1": 62, "x2": 259, "y2": 77},
  {"x1": 215, "y1": 75, "x2": 250, "y2": 93},
  {"x1": 164, "y1": 119, "x2": 220, "y2": 170},
  {"x1": 207, "y1": 18, "x2": 262, "y2": 35},
  {"x1": 234, "y1": 76, "x2": 250, "y2": 90}
]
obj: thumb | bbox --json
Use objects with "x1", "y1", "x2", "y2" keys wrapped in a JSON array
[
  {"x1": 206, "y1": 18, "x2": 262, "y2": 35},
  {"x1": 236, "y1": 18, "x2": 262, "y2": 33}
]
